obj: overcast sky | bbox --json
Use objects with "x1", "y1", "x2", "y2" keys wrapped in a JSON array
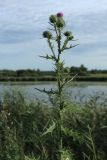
[{"x1": 0, "y1": 0, "x2": 107, "y2": 70}]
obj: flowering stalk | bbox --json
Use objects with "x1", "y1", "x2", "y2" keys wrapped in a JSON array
[{"x1": 39, "y1": 12, "x2": 78, "y2": 158}]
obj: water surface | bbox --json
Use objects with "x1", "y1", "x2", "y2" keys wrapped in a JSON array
[{"x1": 0, "y1": 82, "x2": 107, "y2": 104}]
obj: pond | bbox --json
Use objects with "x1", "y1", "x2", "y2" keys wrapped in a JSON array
[{"x1": 0, "y1": 82, "x2": 107, "y2": 104}]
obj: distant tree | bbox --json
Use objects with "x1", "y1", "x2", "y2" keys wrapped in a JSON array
[
  {"x1": 70, "y1": 66, "x2": 79, "y2": 75},
  {"x1": 79, "y1": 64, "x2": 87, "y2": 75},
  {"x1": 36, "y1": 69, "x2": 41, "y2": 76},
  {"x1": 80, "y1": 64, "x2": 87, "y2": 72},
  {"x1": 70, "y1": 64, "x2": 88, "y2": 76}
]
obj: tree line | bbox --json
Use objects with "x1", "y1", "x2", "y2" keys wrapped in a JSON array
[{"x1": 0, "y1": 65, "x2": 107, "y2": 78}]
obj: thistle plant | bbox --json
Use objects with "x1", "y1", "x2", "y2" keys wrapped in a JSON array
[{"x1": 37, "y1": 12, "x2": 78, "y2": 159}]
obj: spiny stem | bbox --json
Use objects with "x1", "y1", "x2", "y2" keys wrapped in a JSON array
[{"x1": 56, "y1": 27, "x2": 64, "y2": 152}]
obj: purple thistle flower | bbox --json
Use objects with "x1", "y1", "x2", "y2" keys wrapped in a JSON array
[{"x1": 57, "y1": 12, "x2": 64, "y2": 17}]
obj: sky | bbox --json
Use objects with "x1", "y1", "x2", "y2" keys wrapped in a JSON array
[{"x1": 0, "y1": 0, "x2": 107, "y2": 70}]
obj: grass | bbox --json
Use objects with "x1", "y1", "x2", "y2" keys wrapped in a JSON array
[{"x1": 90, "y1": 73, "x2": 107, "y2": 77}]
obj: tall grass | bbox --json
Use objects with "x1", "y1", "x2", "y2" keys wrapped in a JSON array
[{"x1": 0, "y1": 90, "x2": 107, "y2": 159}]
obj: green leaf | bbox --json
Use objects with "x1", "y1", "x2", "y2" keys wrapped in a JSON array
[{"x1": 42, "y1": 121, "x2": 56, "y2": 136}]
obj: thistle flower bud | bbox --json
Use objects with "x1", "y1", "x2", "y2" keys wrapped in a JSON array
[
  {"x1": 68, "y1": 35, "x2": 74, "y2": 41},
  {"x1": 43, "y1": 31, "x2": 52, "y2": 39},
  {"x1": 56, "y1": 18, "x2": 65, "y2": 28},
  {"x1": 64, "y1": 31, "x2": 72, "y2": 37},
  {"x1": 57, "y1": 12, "x2": 64, "y2": 17},
  {"x1": 49, "y1": 15, "x2": 57, "y2": 23}
]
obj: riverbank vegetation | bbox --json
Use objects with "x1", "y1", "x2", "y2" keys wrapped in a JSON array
[
  {"x1": 1, "y1": 66, "x2": 107, "y2": 82},
  {"x1": 0, "y1": 90, "x2": 107, "y2": 160}
]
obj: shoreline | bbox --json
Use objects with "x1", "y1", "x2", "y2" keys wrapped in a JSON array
[{"x1": 0, "y1": 81, "x2": 107, "y2": 86}]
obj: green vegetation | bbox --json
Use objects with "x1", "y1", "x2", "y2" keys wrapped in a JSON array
[
  {"x1": 1, "y1": 66, "x2": 107, "y2": 82},
  {"x1": 0, "y1": 90, "x2": 107, "y2": 159}
]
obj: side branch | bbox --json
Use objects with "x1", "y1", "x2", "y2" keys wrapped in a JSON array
[
  {"x1": 61, "y1": 73, "x2": 78, "y2": 87},
  {"x1": 64, "y1": 44, "x2": 79, "y2": 50},
  {"x1": 39, "y1": 55, "x2": 56, "y2": 61},
  {"x1": 35, "y1": 87, "x2": 58, "y2": 95},
  {"x1": 47, "y1": 39, "x2": 57, "y2": 60}
]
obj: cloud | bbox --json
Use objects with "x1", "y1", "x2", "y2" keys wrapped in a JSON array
[{"x1": 0, "y1": 0, "x2": 107, "y2": 69}]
